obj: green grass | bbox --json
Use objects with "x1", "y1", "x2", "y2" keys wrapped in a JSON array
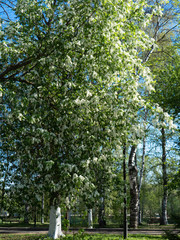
[
  {"x1": 0, "y1": 222, "x2": 49, "y2": 228},
  {"x1": 138, "y1": 224, "x2": 177, "y2": 230},
  {"x1": 0, "y1": 234, "x2": 45, "y2": 240},
  {"x1": 0, "y1": 234, "x2": 165, "y2": 240}
]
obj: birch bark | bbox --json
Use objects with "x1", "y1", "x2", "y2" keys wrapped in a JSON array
[
  {"x1": 138, "y1": 136, "x2": 146, "y2": 225},
  {"x1": 161, "y1": 127, "x2": 168, "y2": 225}
]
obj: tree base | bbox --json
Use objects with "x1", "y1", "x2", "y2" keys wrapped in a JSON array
[{"x1": 48, "y1": 206, "x2": 65, "y2": 239}]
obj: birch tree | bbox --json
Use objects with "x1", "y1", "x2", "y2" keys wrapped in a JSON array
[
  {"x1": 146, "y1": 0, "x2": 180, "y2": 223},
  {"x1": 150, "y1": 54, "x2": 179, "y2": 225},
  {"x1": 128, "y1": 0, "x2": 179, "y2": 228}
]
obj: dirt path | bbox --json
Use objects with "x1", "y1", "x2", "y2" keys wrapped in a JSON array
[{"x1": 0, "y1": 227, "x2": 179, "y2": 236}]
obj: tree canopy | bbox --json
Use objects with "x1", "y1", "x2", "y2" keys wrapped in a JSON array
[{"x1": 0, "y1": 0, "x2": 179, "y2": 239}]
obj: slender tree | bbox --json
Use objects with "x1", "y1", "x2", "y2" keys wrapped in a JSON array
[
  {"x1": 128, "y1": 0, "x2": 179, "y2": 228},
  {"x1": 123, "y1": 145, "x2": 128, "y2": 239}
]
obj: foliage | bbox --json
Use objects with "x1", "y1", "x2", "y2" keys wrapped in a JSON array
[
  {"x1": 149, "y1": 54, "x2": 180, "y2": 117},
  {"x1": 0, "y1": 0, "x2": 161, "y2": 210},
  {"x1": 0, "y1": 0, "x2": 180, "y2": 236}
]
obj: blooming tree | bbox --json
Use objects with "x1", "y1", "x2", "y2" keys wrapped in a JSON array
[{"x1": 0, "y1": 0, "x2": 158, "y2": 238}]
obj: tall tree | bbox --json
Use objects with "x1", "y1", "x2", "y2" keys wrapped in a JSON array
[
  {"x1": 147, "y1": 0, "x2": 179, "y2": 223},
  {"x1": 123, "y1": 145, "x2": 128, "y2": 239},
  {"x1": 150, "y1": 55, "x2": 180, "y2": 224},
  {"x1": 128, "y1": 0, "x2": 179, "y2": 228},
  {"x1": 128, "y1": 146, "x2": 138, "y2": 229},
  {"x1": 0, "y1": 0, "x2": 160, "y2": 238}
]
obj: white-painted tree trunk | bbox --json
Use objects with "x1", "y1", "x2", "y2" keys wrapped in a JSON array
[
  {"x1": 48, "y1": 206, "x2": 64, "y2": 239},
  {"x1": 88, "y1": 209, "x2": 93, "y2": 229}
]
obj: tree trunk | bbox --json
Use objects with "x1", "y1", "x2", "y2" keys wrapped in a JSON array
[
  {"x1": 65, "y1": 210, "x2": 71, "y2": 228},
  {"x1": 1, "y1": 177, "x2": 6, "y2": 211},
  {"x1": 138, "y1": 136, "x2": 146, "y2": 225},
  {"x1": 141, "y1": 199, "x2": 144, "y2": 222},
  {"x1": 1, "y1": 153, "x2": 9, "y2": 211},
  {"x1": 24, "y1": 203, "x2": 29, "y2": 224},
  {"x1": 88, "y1": 209, "x2": 93, "y2": 229},
  {"x1": 128, "y1": 145, "x2": 138, "y2": 229},
  {"x1": 98, "y1": 197, "x2": 106, "y2": 227},
  {"x1": 161, "y1": 127, "x2": 168, "y2": 225},
  {"x1": 67, "y1": 210, "x2": 71, "y2": 223},
  {"x1": 34, "y1": 206, "x2": 37, "y2": 228},
  {"x1": 48, "y1": 206, "x2": 64, "y2": 239},
  {"x1": 41, "y1": 193, "x2": 45, "y2": 224},
  {"x1": 123, "y1": 145, "x2": 128, "y2": 239}
]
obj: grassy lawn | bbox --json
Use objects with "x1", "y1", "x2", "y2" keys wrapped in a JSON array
[
  {"x1": 0, "y1": 222, "x2": 49, "y2": 228},
  {"x1": 0, "y1": 234, "x2": 165, "y2": 240},
  {"x1": 138, "y1": 224, "x2": 177, "y2": 229}
]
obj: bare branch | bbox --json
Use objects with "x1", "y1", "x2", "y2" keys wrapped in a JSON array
[
  {"x1": 0, "y1": 3, "x2": 11, "y2": 21},
  {"x1": 0, "y1": 1, "x2": 14, "y2": 9},
  {"x1": 157, "y1": 24, "x2": 179, "y2": 43}
]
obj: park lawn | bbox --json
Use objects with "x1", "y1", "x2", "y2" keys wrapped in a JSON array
[
  {"x1": 0, "y1": 222, "x2": 49, "y2": 228},
  {"x1": 0, "y1": 234, "x2": 165, "y2": 240},
  {"x1": 138, "y1": 224, "x2": 177, "y2": 229}
]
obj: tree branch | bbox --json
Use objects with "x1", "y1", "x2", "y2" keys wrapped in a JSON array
[
  {"x1": 0, "y1": 3, "x2": 11, "y2": 21},
  {"x1": 157, "y1": 24, "x2": 179, "y2": 43},
  {"x1": 0, "y1": 58, "x2": 33, "y2": 79}
]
